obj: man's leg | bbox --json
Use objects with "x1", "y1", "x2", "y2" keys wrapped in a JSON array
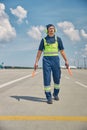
[
  {"x1": 43, "y1": 57, "x2": 52, "y2": 104},
  {"x1": 52, "y1": 57, "x2": 61, "y2": 100}
]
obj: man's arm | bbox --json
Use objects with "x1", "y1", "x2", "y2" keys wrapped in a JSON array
[
  {"x1": 34, "y1": 50, "x2": 42, "y2": 70},
  {"x1": 60, "y1": 50, "x2": 69, "y2": 68}
]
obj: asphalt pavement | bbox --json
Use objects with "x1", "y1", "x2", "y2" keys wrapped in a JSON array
[{"x1": 0, "y1": 69, "x2": 87, "y2": 130}]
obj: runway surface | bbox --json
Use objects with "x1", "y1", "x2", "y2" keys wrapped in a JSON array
[{"x1": 0, "y1": 69, "x2": 87, "y2": 130}]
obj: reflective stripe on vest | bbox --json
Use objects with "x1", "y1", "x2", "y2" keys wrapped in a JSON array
[{"x1": 43, "y1": 37, "x2": 58, "y2": 56}]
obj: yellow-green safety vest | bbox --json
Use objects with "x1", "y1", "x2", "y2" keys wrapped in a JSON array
[{"x1": 43, "y1": 37, "x2": 58, "y2": 56}]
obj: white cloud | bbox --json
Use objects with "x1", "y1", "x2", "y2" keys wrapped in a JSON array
[
  {"x1": 58, "y1": 21, "x2": 74, "y2": 30},
  {"x1": 0, "y1": 2, "x2": 5, "y2": 10},
  {"x1": 27, "y1": 25, "x2": 45, "y2": 40},
  {"x1": 63, "y1": 28, "x2": 80, "y2": 41},
  {"x1": 80, "y1": 29, "x2": 87, "y2": 39},
  {"x1": 57, "y1": 21, "x2": 80, "y2": 41},
  {"x1": 10, "y1": 6, "x2": 27, "y2": 23},
  {"x1": 0, "y1": 3, "x2": 16, "y2": 43}
]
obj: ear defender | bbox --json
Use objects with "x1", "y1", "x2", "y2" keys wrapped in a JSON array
[
  {"x1": 44, "y1": 28, "x2": 48, "y2": 34},
  {"x1": 55, "y1": 28, "x2": 57, "y2": 32}
]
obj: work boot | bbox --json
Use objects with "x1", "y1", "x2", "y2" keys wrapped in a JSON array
[
  {"x1": 53, "y1": 93, "x2": 59, "y2": 101},
  {"x1": 47, "y1": 99, "x2": 53, "y2": 104},
  {"x1": 45, "y1": 92, "x2": 52, "y2": 104}
]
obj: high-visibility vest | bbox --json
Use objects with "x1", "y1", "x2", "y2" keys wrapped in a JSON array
[{"x1": 43, "y1": 37, "x2": 58, "y2": 56}]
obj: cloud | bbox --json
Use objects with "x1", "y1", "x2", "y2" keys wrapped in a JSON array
[
  {"x1": 57, "y1": 21, "x2": 80, "y2": 41},
  {"x1": 27, "y1": 25, "x2": 45, "y2": 40},
  {"x1": 58, "y1": 21, "x2": 74, "y2": 30},
  {"x1": 0, "y1": 3, "x2": 16, "y2": 43},
  {"x1": 0, "y1": 2, "x2": 5, "y2": 10},
  {"x1": 10, "y1": 6, "x2": 27, "y2": 23},
  {"x1": 80, "y1": 29, "x2": 87, "y2": 39}
]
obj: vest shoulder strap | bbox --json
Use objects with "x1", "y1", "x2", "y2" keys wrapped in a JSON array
[{"x1": 44, "y1": 36, "x2": 58, "y2": 44}]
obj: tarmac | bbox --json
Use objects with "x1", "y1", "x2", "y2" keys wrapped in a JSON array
[{"x1": 0, "y1": 69, "x2": 87, "y2": 130}]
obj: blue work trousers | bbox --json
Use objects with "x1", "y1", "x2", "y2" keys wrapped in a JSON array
[{"x1": 43, "y1": 56, "x2": 61, "y2": 100}]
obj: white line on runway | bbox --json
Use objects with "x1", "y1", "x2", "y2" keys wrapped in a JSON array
[
  {"x1": 75, "y1": 81, "x2": 87, "y2": 88},
  {"x1": 0, "y1": 72, "x2": 39, "y2": 89}
]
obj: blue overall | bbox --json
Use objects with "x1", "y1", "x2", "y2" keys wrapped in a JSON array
[
  {"x1": 43, "y1": 56, "x2": 61, "y2": 100},
  {"x1": 38, "y1": 35, "x2": 64, "y2": 100}
]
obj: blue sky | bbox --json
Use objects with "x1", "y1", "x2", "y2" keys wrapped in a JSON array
[{"x1": 0, "y1": 0, "x2": 87, "y2": 67}]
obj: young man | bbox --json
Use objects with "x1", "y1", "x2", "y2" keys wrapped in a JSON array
[{"x1": 34, "y1": 24, "x2": 69, "y2": 104}]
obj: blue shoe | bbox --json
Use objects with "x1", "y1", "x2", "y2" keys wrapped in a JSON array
[
  {"x1": 47, "y1": 99, "x2": 53, "y2": 104},
  {"x1": 53, "y1": 93, "x2": 59, "y2": 101}
]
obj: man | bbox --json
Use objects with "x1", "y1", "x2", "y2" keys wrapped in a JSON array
[{"x1": 34, "y1": 24, "x2": 69, "y2": 104}]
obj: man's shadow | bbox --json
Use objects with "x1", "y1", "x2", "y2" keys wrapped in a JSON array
[{"x1": 10, "y1": 95, "x2": 46, "y2": 103}]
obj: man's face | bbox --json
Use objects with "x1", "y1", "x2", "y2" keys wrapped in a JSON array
[{"x1": 47, "y1": 26, "x2": 55, "y2": 36}]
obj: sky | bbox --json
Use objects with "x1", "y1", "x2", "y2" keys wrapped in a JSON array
[{"x1": 0, "y1": 0, "x2": 87, "y2": 67}]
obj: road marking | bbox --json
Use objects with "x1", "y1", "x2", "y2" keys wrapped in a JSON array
[
  {"x1": 0, "y1": 72, "x2": 39, "y2": 89},
  {"x1": 0, "y1": 116, "x2": 87, "y2": 121},
  {"x1": 75, "y1": 81, "x2": 87, "y2": 88}
]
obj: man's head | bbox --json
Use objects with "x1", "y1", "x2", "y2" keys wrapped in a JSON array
[
  {"x1": 46, "y1": 24, "x2": 56, "y2": 36},
  {"x1": 46, "y1": 24, "x2": 55, "y2": 30}
]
